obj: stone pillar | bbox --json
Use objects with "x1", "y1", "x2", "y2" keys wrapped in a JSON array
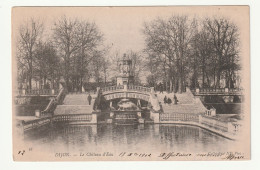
[
  {"x1": 82, "y1": 86, "x2": 85, "y2": 93},
  {"x1": 138, "y1": 118, "x2": 144, "y2": 124},
  {"x1": 198, "y1": 115, "x2": 203, "y2": 124},
  {"x1": 230, "y1": 96, "x2": 234, "y2": 103},
  {"x1": 91, "y1": 113, "x2": 97, "y2": 124},
  {"x1": 22, "y1": 89, "x2": 26, "y2": 95},
  {"x1": 96, "y1": 87, "x2": 100, "y2": 93},
  {"x1": 137, "y1": 99, "x2": 141, "y2": 108},
  {"x1": 59, "y1": 83, "x2": 63, "y2": 90},
  {"x1": 228, "y1": 122, "x2": 235, "y2": 133},
  {"x1": 150, "y1": 111, "x2": 160, "y2": 123},
  {"x1": 51, "y1": 89, "x2": 55, "y2": 95},
  {"x1": 35, "y1": 110, "x2": 41, "y2": 118},
  {"x1": 137, "y1": 111, "x2": 144, "y2": 123},
  {"x1": 137, "y1": 112, "x2": 142, "y2": 118},
  {"x1": 210, "y1": 108, "x2": 216, "y2": 116},
  {"x1": 91, "y1": 125, "x2": 97, "y2": 136},
  {"x1": 151, "y1": 87, "x2": 155, "y2": 93},
  {"x1": 123, "y1": 84, "x2": 127, "y2": 91},
  {"x1": 110, "y1": 111, "x2": 114, "y2": 118},
  {"x1": 225, "y1": 88, "x2": 229, "y2": 93},
  {"x1": 223, "y1": 96, "x2": 229, "y2": 103}
]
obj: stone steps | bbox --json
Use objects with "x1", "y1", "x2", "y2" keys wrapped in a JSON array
[
  {"x1": 54, "y1": 93, "x2": 94, "y2": 115},
  {"x1": 63, "y1": 93, "x2": 95, "y2": 105},
  {"x1": 158, "y1": 89, "x2": 206, "y2": 114},
  {"x1": 54, "y1": 105, "x2": 93, "y2": 115},
  {"x1": 157, "y1": 92, "x2": 194, "y2": 104}
]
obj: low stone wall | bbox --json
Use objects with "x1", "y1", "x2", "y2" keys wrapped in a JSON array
[
  {"x1": 18, "y1": 113, "x2": 97, "y2": 133},
  {"x1": 53, "y1": 113, "x2": 97, "y2": 124},
  {"x1": 150, "y1": 112, "x2": 238, "y2": 140},
  {"x1": 15, "y1": 104, "x2": 48, "y2": 116},
  {"x1": 160, "y1": 113, "x2": 199, "y2": 123},
  {"x1": 20, "y1": 117, "x2": 52, "y2": 132}
]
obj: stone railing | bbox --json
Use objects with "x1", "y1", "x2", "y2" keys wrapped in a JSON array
[
  {"x1": 19, "y1": 113, "x2": 97, "y2": 133},
  {"x1": 199, "y1": 115, "x2": 228, "y2": 132},
  {"x1": 160, "y1": 113, "x2": 199, "y2": 123},
  {"x1": 17, "y1": 88, "x2": 59, "y2": 96},
  {"x1": 102, "y1": 85, "x2": 151, "y2": 94},
  {"x1": 191, "y1": 88, "x2": 243, "y2": 95},
  {"x1": 21, "y1": 117, "x2": 52, "y2": 132},
  {"x1": 205, "y1": 105, "x2": 216, "y2": 116},
  {"x1": 52, "y1": 114, "x2": 96, "y2": 123},
  {"x1": 127, "y1": 85, "x2": 151, "y2": 93},
  {"x1": 155, "y1": 112, "x2": 239, "y2": 139},
  {"x1": 41, "y1": 88, "x2": 66, "y2": 115},
  {"x1": 102, "y1": 85, "x2": 124, "y2": 92}
]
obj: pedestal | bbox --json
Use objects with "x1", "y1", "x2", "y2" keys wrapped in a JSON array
[
  {"x1": 51, "y1": 89, "x2": 55, "y2": 95},
  {"x1": 150, "y1": 111, "x2": 160, "y2": 123},
  {"x1": 35, "y1": 110, "x2": 40, "y2": 118},
  {"x1": 225, "y1": 88, "x2": 229, "y2": 93},
  {"x1": 210, "y1": 108, "x2": 216, "y2": 116},
  {"x1": 90, "y1": 113, "x2": 97, "y2": 124},
  {"x1": 107, "y1": 119, "x2": 113, "y2": 124},
  {"x1": 228, "y1": 122, "x2": 235, "y2": 133},
  {"x1": 138, "y1": 118, "x2": 144, "y2": 124},
  {"x1": 110, "y1": 112, "x2": 114, "y2": 118}
]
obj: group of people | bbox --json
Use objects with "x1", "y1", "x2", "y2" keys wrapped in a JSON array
[{"x1": 164, "y1": 94, "x2": 179, "y2": 105}]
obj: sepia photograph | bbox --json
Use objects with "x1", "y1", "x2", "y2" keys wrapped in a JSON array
[{"x1": 12, "y1": 6, "x2": 250, "y2": 161}]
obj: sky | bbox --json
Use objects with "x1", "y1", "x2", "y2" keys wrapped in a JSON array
[{"x1": 12, "y1": 6, "x2": 249, "y2": 57}]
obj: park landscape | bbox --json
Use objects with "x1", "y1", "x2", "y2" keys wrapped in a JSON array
[{"x1": 12, "y1": 6, "x2": 250, "y2": 161}]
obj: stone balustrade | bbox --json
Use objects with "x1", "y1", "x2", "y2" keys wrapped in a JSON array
[
  {"x1": 52, "y1": 114, "x2": 94, "y2": 123},
  {"x1": 22, "y1": 117, "x2": 52, "y2": 132},
  {"x1": 191, "y1": 88, "x2": 243, "y2": 96},
  {"x1": 20, "y1": 113, "x2": 97, "y2": 133},
  {"x1": 151, "y1": 112, "x2": 239, "y2": 139},
  {"x1": 102, "y1": 85, "x2": 151, "y2": 94},
  {"x1": 160, "y1": 113, "x2": 199, "y2": 123},
  {"x1": 16, "y1": 88, "x2": 59, "y2": 96}
]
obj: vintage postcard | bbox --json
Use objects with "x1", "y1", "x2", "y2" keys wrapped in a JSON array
[{"x1": 12, "y1": 6, "x2": 250, "y2": 161}]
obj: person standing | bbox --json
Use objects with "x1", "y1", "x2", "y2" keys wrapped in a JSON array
[
  {"x1": 164, "y1": 95, "x2": 167, "y2": 104},
  {"x1": 173, "y1": 94, "x2": 178, "y2": 104},
  {"x1": 87, "y1": 94, "x2": 92, "y2": 105},
  {"x1": 167, "y1": 97, "x2": 172, "y2": 104},
  {"x1": 159, "y1": 83, "x2": 163, "y2": 94}
]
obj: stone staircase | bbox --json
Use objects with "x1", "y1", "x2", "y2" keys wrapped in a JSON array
[
  {"x1": 157, "y1": 88, "x2": 206, "y2": 114},
  {"x1": 63, "y1": 93, "x2": 90, "y2": 105},
  {"x1": 54, "y1": 93, "x2": 94, "y2": 115}
]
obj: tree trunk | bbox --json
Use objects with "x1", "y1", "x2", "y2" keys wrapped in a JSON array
[
  {"x1": 169, "y1": 78, "x2": 173, "y2": 93},
  {"x1": 28, "y1": 76, "x2": 32, "y2": 89},
  {"x1": 216, "y1": 70, "x2": 221, "y2": 88}
]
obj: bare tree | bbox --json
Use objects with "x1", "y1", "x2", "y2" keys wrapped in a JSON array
[
  {"x1": 203, "y1": 18, "x2": 240, "y2": 88},
  {"x1": 143, "y1": 15, "x2": 196, "y2": 93},
  {"x1": 17, "y1": 18, "x2": 43, "y2": 89},
  {"x1": 190, "y1": 27, "x2": 213, "y2": 88},
  {"x1": 34, "y1": 41, "x2": 61, "y2": 89},
  {"x1": 53, "y1": 16, "x2": 104, "y2": 91},
  {"x1": 52, "y1": 16, "x2": 80, "y2": 90},
  {"x1": 75, "y1": 21, "x2": 103, "y2": 91}
]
